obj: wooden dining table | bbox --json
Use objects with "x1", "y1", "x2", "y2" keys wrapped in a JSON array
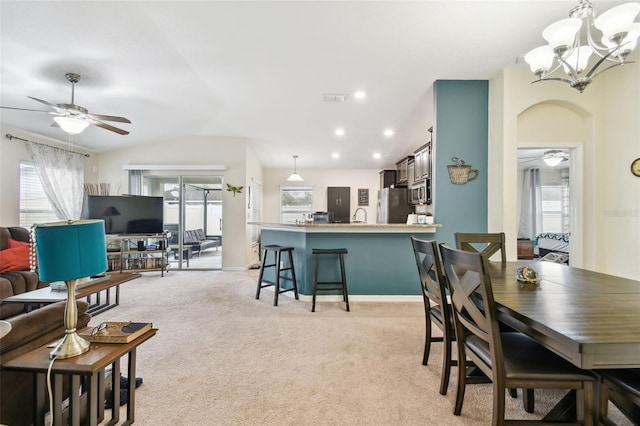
[
  {"x1": 488, "y1": 261, "x2": 640, "y2": 370},
  {"x1": 488, "y1": 261, "x2": 640, "y2": 423}
]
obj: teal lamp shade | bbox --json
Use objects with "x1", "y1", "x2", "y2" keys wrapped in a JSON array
[{"x1": 35, "y1": 220, "x2": 108, "y2": 282}]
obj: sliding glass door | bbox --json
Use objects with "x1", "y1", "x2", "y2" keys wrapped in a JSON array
[{"x1": 145, "y1": 175, "x2": 223, "y2": 270}]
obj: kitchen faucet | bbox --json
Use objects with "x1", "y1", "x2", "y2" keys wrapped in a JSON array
[{"x1": 352, "y1": 207, "x2": 367, "y2": 223}]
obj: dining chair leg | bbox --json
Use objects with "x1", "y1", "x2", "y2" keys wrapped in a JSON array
[
  {"x1": 492, "y1": 383, "x2": 507, "y2": 426},
  {"x1": 523, "y1": 388, "x2": 535, "y2": 413},
  {"x1": 454, "y1": 352, "x2": 466, "y2": 415},
  {"x1": 422, "y1": 312, "x2": 432, "y2": 365},
  {"x1": 440, "y1": 330, "x2": 453, "y2": 395}
]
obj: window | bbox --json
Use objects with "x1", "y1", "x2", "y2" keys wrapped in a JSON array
[
  {"x1": 540, "y1": 169, "x2": 570, "y2": 233},
  {"x1": 19, "y1": 161, "x2": 58, "y2": 228},
  {"x1": 280, "y1": 186, "x2": 313, "y2": 224},
  {"x1": 249, "y1": 181, "x2": 261, "y2": 245}
]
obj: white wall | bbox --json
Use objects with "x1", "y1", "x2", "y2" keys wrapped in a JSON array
[
  {"x1": 95, "y1": 136, "x2": 250, "y2": 270},
  {"x1": 261, "y1": 168, "x2": 381, "y2": 224}
]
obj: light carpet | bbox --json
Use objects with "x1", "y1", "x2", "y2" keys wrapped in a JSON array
[{"x1": 95, "y1": 270, "x2": 630, "y2": 425}]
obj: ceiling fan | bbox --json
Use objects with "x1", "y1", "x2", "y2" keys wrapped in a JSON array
[
  {"x1": 520, "y1": 149, "x2": 569, "y2": 167},
  {"x1": 1, "y1": 72, "x2": 131, "y2": 135}
]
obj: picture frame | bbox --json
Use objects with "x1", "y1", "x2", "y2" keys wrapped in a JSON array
[{"x1": 358, "y1": 188, "x2": 369, "y2": 206}]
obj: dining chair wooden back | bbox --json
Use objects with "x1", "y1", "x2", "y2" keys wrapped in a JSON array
[
  {"x1": 438, "y1": 243, "x2": 597, "y2": 425},
  {"x1": 455, "y1": 232, "x2": 506, "y2": 263},
  {"x1": 598, "y1": 369, "x2": 640, "y2": 425},
  {"x1": 410, "y1": 236, "x2": 455, "y2": 395}
]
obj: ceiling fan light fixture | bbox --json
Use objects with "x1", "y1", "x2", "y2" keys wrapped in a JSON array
[
  {"x1": 543, "y1": 156, "x2": 564, "y2": 167},
  {"x1": 54, "y1": 116, "x2": 89, "y2": 135},
  {"x1": 287, "y1": 155, "x2": 303, "y2": 182}
]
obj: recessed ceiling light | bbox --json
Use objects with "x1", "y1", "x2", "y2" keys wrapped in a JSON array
[
  {"x1": 354, "y1": 90, "x2": 367, "y2": 100},
  {"x1": 334, "y1": 128, "x2": 345, "y2": 137},
  {"x1": 332, "y1": 152, "x2": 340, "y2": 159},
  {"x1": 383, "y1": 128, "x2": 394, "y2": 137},
  {"x1": 373, "y1": 152, "x2": 381, "y2": 159}
]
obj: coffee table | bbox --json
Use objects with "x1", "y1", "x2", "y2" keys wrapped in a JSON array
[
  {"x1": 3, "y1": 328, "x2": 157, "y2": 426},
  {"x1": 1, "y1": 272, "x2": 140, "y2": 315}
]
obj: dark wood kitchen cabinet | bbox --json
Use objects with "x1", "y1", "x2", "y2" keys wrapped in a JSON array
[
  {"x1": 380, "y1": 170, "x2": 396, "y2": 189},
  {"x1": 414, "y1": 127, "x2": 433, "y2": 182},
  {"x1": 414, "y1": 141, "x2": 431, "y2": 181},
  {"x1": 327, "y1": 187, "x2": 350, "y2": 223},
  {"x1": 395, "y1": 156, "x2": 413, "y2": 187}
]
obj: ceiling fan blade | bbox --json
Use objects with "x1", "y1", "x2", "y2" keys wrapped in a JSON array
[
  {"x1": 86, "y1": 117, "x2": 130, "y2": 135},
  {"x1": 520, "y1": 158, "x2": 539, "y2": 164},
  {"x1": 27, "y1": 96, "x2": 60, "y2": 110},
  {"x1": 0, "y1": 106, "x2": 53, "y2": 113},
  {"x1": 87, "y1": 113, "x2": 131, "y2": 124}
]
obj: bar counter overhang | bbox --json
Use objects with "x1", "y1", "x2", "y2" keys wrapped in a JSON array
[{"x1": 253, "y1": 223, "x2": 441, "y2": 299}]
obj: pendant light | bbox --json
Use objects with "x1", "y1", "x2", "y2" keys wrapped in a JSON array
[{"x1": 287, "y1": 155, "x2": 303, "y2": 182}]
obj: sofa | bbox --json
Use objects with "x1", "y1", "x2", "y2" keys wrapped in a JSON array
[
  {"x1": 0, "y1": 300, "x2": 91, "y2": 425},
  {"x1": 0, "y1": 226, "x2": 50, "y2": 319},
  {"x1": 165, "y1": 224, "x2": 221, "y2": 256}
]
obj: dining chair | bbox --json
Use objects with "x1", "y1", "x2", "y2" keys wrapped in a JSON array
[
  {"x1": 410, "y1": 237, "x2": 456, "y2": 395},
  {"x1": 454, "y1": 231, "x2": 532, "y2": 409},
  {"x1": 438, "y1": 243, "x2": 597, "y2": 425},
  {"x1": 455, "y1": 232, "x2": 506, "y2": 263},
  {"x1": 598, "y1": 369, "x2": 640, "y2": 425}
]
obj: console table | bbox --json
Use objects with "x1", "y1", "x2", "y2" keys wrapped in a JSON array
[{"x1": 2, "y1": 328, "x2": 157, "y2": 426}]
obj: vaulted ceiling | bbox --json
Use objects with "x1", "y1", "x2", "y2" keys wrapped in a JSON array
[{"x1": 0, "y1": 1, "x2": 630, "y2": 169}]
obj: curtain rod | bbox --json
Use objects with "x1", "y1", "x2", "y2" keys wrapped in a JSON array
[{"x1": 5, "y1": 133, "x2": 91, "y2": 158}]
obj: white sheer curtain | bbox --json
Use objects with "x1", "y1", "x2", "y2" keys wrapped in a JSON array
[
  {"x1": 26, "y1": 142, "x2": 84, "y2": 220},
  {"x1": 518, "y1": 168, "x2": 542, "y2": 240},
  {"x1": 128, "y1": 169, "x2": 143, "y2": 195}
]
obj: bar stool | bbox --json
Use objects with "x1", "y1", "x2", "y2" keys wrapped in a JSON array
[
  {"x1": 311, "y1": 248, "x2": 349, "y2": 312},
  {"x1": 255, "y1": 245, "x2": 299, "y2": 306}
]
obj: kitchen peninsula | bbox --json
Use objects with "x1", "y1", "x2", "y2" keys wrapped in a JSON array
[{"x1": 255, "y1": 223, "x2": 441, "y2": 298}]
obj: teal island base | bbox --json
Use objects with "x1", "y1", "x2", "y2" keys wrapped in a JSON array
[{"x1": 257, "y1": 223, "x2": 441, "y2": 299}]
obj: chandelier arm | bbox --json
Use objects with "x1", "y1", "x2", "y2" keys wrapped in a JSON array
[
  {"x1": 585, "y1": 49, "x2": 620, "y2": 78},
  {"x1": 538, "y1": 60, "x2": 566, "y2": 81},
  {"x1": 587, "y1": 61, "x2": 629, "y2": 80},
  {"x1": 534, "y1": 77, "x2": 577, "y2": 85}
]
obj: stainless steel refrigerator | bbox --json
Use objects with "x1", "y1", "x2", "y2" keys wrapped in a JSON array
[{"x1": 377, "y1": 188, "x2": 412, "y2": 223}]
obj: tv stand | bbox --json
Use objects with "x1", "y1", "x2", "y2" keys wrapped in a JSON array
[{"x1": 106, "y1": 233, "x2": 169, "y2": 276}]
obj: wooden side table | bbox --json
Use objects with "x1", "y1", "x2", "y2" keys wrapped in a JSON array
[
  {"x1": 2, "y1": 329, "x2": 156, "y2": 426},
  {"x1": 517, "y1": 239, "x2": 535, "y2": 259}
]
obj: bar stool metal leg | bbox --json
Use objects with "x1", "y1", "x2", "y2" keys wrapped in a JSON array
[
  {"x1": 339, "y1": 252, "x2": 349, "y2": 312},
  {"x1": 273, "y1": 250, "x2": 282, "y2": 306},
  {"x1": 255, "y1": 248, "x2": 269, "y2": 300},
  {"x1": 287, "y1": 249, "x2": 299, "y2": 301}
]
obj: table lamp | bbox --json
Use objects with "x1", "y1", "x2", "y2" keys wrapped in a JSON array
[{"x1": 34, "y1": 220, "x2": 107, "y2": 359}]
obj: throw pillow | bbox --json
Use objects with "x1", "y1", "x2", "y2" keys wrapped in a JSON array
[{"x1": 0, "y1": 239, "x2": 31, "y2": 272}]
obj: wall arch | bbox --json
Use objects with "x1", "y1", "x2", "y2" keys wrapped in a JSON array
[{"x1": 515, "y1": 99, "x2": 591, "y2": 266}]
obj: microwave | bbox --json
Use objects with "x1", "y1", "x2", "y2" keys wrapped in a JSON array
[{"x1": 410, "y1": 179, "x2": 431, "y2": 205}]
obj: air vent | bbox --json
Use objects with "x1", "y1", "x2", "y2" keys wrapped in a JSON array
[{"x1": 323, "y1": 94, "x2": 348, "y2": 103}]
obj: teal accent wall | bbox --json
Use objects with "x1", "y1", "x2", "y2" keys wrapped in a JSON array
[{"x1": 433, "y1": 80, "x2": 489, "y2": 248}]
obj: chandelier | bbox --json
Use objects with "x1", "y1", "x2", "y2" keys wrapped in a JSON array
[{"x1": 524, "y1": 1, "x2": 640, "y2": 92}]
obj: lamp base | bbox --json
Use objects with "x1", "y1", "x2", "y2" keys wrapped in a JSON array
[
  {"x1": 49, "y1": 278, "x2": 91, "y2": 359},
  {"x1": 50, "y1": 330, "x2": 90, "y2": 359}
]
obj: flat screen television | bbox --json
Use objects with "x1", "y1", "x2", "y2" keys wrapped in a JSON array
[{"x1": 82, "y1": 195, "x2": 164, "y2": 235}]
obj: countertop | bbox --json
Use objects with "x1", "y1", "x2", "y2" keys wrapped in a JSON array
[{"x1": 250, "y1": 222, "x2": 441, "y2": 234}]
